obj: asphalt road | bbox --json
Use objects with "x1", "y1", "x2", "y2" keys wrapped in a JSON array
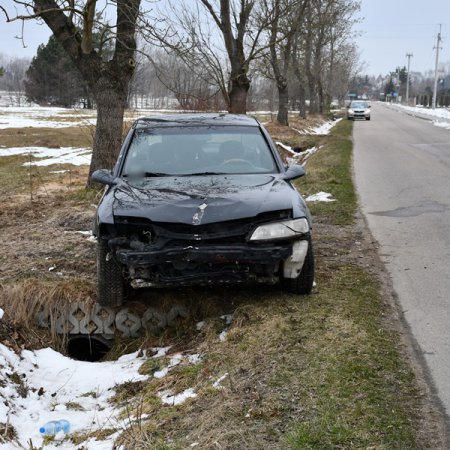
[{"x1": 353, "y1": 103, "x2": 450, "y2": 417}]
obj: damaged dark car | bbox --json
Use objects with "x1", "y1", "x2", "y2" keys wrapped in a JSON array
[{"x1": 91, "y1": 114, "x2": 314, "y2": 306}]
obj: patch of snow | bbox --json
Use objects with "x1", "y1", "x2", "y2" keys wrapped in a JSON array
[
  {"x1": 153, "y1": 352, "x2": 183, "y2": 379},
  {"x1": 0, "y1": 146, "x2": 92, "y2": 166},
  {"x1": 387, "y1": 103, "x2": 450, "y2": 121},
  {"x1": 432, "y1": 120, "x2": 450, "y2": 129},
  {"x1": 0, "y1": 346, "x2": 148, "y2": 449},
  {"x1": 151, "y1": 347, "x2": 171, "y2": 358},
  {"x1": 219, "y1": 330, "x2": 228, "y2": 342},
  {"x1": 158, "y1": 388, "x2": 197, "y2": 406},
  {"x1": 0, "y1": 106, "x2": 96, "y2": 129},
  {"x1": 154, "y1": 367, "x2": 170, "y2": 379},
  {"x1": 220, "y1": 314, "x2": 233, "y2": 325},
  {"x1": 305, "y1": 192, "x2": 336, "y2": 202},
  {"x1": 0, "y1": 309, "x2": 4, "y2": 320},
  {"x1": 276, "y1": 141, "x2": 296, "y2": 155},
  {"x1": 213, "y1": 373, "x2": 229, "y2": 389},
  {"x1": 293, "y1": 118, "x2": 341, "y2": 136},
  {"x1": 188, "y1": 354, "x2": 202, "y2": 364},
  {"x1": 196, "y1": 321, "x2": 205, "y2": 331}
]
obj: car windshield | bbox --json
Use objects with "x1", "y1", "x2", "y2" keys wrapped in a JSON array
[
  {"x1": 121, "y1": 125, "x2": 278, "y2": 177},
  {"x1": 350, "y1": 101, "x2": 368, "y2": 109}
]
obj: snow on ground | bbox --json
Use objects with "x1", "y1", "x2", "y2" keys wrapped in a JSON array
[
  {"x1": 292, "y1": 118, "x2": 342, "y2": 136},
  {"x1": 0, "y1": 146, "x2": 92, "y2": 166},
  {"x1": 431, "y1": 120, "x2": 450, "y2": 130},
  {"x1": 0, "y1": 106, "x2": 96, "y2": 129},
  {"x1": 306, "y1": 192, "x2": 336, "y2": 202},
  {"x1": 389, "y1": 103, "x2": 450, "y2": 120},
  {"x1": 158, "y1": 388, "x2": 197, "y2": 406},
  {"x1": 0, "y1": 345, "x2": 148, "y2": 449},
  {"x1": 0, "y1": 343, "x2": 202, "y2": 449},
  {"x1": 385, "y1": 103, "x2": 450, "y2": 130}
]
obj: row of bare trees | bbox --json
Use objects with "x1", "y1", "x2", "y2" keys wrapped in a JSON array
[{"x1": 1, "y1": 0, "x2": 361, "y2": 183}]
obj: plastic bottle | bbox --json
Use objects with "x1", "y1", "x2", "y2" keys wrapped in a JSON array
[{"x1": 39, "y1": 419, "x2": 70, "y2": 435}]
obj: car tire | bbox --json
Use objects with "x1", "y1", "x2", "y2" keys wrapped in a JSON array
[
  {"x1": 281, "y1": 238, "x2": 315, "y2": 295},
  {"x1": 366, "y1": 117, "x2": 371, "y2": 121},
  {"x1": 97, "y1": 239, "x2": 125, "y2": 307}
]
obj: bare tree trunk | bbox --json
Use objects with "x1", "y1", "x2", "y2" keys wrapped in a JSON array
[
  {"x1": 277, "y1": 82, "x2": 289, "y2": 126},
  {"x1": 318, "y1": 79, "x2": 324, "y2": 114},
  {"x1": 228, "y1": 71, "x2": 250, "y2": 113},
  {"x1": 298, "y1": 84, "x2": 306, "y2": 119},
  {"x1": 308, "y1": 76, "x2": 318, "y2": 114},
  {"x1": 89, "y1": 83, "x2": 127, "y2": 179}
]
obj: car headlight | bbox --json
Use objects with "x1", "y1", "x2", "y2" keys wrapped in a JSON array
[
  {"x1": 365, "y1": 109, "x2": 370, "y2": 113},
  {"x1": 348, "y1": 109, "x2": 354, "y2": 114},
  {"x1": 249, "y1": 218, "x2": 310, "y2": 241}
]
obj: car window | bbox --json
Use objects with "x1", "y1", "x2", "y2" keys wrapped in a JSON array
[
  {"x1": 121, "y1": 126, "x2": 278, "y2": 176},
  {"x1": 350, "y1": 101, "x2": 367, "y2": 108}
]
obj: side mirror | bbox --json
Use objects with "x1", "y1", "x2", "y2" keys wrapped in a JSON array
[
  {"x1": 91, "y1": 169, "x2": 116, "y2": 186},
  {"x1": 284, "y1": 164, "x2": 305, "y2": 181}
]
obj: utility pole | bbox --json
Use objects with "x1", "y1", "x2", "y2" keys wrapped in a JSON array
[
  {"x1": 432, "y1": 25, "x2": 442, "y2": 109},
  {"x1": 406, "y1": 53, "x2": 413, "y2": 105}
]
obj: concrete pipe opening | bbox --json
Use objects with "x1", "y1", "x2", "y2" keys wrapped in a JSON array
[{"x1": 67, "y1": 335, "x2": 112, "y2": 362}]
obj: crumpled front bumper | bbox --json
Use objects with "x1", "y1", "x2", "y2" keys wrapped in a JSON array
[
  {"x1": 110, "y1": 237, "x2": 309, "y2": 288},
  {"x1": 115, "y1": 243, "x2": 292, "y2": 266}
]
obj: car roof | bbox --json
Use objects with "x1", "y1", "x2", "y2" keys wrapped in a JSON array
[{"x1": 133, "y1": 113, "x2": 260, "y2": 128}]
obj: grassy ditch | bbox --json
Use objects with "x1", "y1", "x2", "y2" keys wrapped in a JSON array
[{"x1": 107, "y1": 119, "x2": 430, "y2": 449}]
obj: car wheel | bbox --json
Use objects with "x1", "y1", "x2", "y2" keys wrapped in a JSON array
[
  {"x1": 281, "y1": 238, "x2": 315, "y2": 295},
  {"x1": 366, "y1": 117, "x2": 371, "y2": 121},
  {"x1": 97, "y1": 239, "x2": 125, "y2": 307}
]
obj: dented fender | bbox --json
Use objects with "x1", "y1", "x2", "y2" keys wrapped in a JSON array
[{"x1": 283, "y1": 240, "x2": 309, "y2": 279}]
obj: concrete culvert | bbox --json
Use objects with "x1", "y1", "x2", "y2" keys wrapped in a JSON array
[{"x1": 67, "y1": 335, "x2": 112, "y2": 362}]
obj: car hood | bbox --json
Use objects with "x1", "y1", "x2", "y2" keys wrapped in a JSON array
[{"x1": 104, "y1": 174, "x2": 308, "y2": 225}]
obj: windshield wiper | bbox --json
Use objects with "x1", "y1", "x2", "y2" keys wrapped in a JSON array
[
  {"x1": 122, "y1": 172, "x2": 169, "y2": 178},
  {"x1": 144, "y1": 172, "x2": 170, "y2": 177},
  {"x1": 187, "y1": 171, "x2": 226, "y2": 176}
]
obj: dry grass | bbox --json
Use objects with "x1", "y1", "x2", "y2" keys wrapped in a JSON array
[{"x1": 0, "y1": 126, "x2": 93, "y2": 148}]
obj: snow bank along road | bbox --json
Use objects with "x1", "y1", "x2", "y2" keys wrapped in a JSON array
[{"x1": 353, "y1": 102, "x2": 450, "y2": 420}]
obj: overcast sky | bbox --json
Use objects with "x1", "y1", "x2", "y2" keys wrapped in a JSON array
[
  {"x1": 0, "y1": 0, "x2": 449, "y2": 76},
  {"x1": 355, "y1": 0, "x2": 450, "y2": 76}
]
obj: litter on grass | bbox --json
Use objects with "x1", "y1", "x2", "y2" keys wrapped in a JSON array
[{"x1": 305, "y1": 192, "x2": 336, "y2": 202}]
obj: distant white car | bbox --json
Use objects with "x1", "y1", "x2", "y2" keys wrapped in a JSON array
[{"x1": 347, "y1": 101, "x2": 371, "y2": 120}]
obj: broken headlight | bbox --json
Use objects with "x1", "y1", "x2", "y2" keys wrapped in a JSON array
[{"x1": 249, "y1": 218, "x2": 309, "y2": 241}]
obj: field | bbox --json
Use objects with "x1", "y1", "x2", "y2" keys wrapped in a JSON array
[{"x1": 0, "y1": 107, "x2": 447, "y2": 449}]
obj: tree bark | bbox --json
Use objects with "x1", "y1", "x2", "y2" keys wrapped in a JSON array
[
  {"x1": 277, "y1": 82, "x2": 289, "y2": 126},
  {"x1": 228, "y1": 71, "x2": 250, "y2": 113},
  {"x1": 88, "y1": 80, "x2": 127, "y2": 179},
  {"x1": 298, "y1": 84, "x2": 306, "y2": 119}
]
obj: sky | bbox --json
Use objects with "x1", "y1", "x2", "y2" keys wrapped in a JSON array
[
  {"x1": 0, "y1": 0, "x2": 450, "y2": 76},
  {"x1": 355, "y1": 0, "x2": 450, "y2": 76}
]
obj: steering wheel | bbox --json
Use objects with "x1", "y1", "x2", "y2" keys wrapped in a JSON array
[{"x1": 220, "y1": 158, "x2": 255, "y2": 167}]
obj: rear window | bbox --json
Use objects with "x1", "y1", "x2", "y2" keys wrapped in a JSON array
[{"x1": 121, "y1": 126, "x2": 278, "y2": 177}]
